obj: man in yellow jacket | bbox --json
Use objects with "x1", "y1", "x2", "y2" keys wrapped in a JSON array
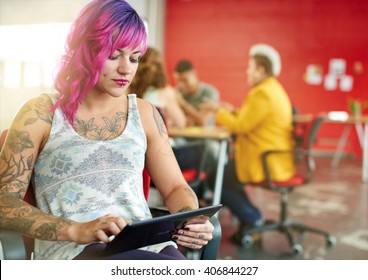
[{"x1": 203, "y1": 44, "x2": 295, "y2": 244}]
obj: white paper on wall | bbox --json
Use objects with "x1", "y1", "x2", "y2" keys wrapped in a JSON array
[
  {"x1": 340, "y1": 75, "x2": 353, "y2": 92},
  {"x1": 305, "y1": 64, "x2": 323, "y2": 85},
  {"x1": 324, "y1": 74, "x2": 337, "y2": 90},
  {"x1": 329, "y1": 58, "x2": 346, "y2": 77}
]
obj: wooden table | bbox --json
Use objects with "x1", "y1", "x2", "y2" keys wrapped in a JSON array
[{"x1": 169, "y1": 126, "x2": 232, "y2": 206}]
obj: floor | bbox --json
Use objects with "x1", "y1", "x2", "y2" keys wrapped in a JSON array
[{"x1": 216, "y1": 156, "x2": 368, "y2": 260}]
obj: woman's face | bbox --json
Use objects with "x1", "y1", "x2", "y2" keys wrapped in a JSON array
[
  {"x1": 94, "y1": 47, "x2": 142, "y2": 98},
  {"x1": 174, "y1": 70, "x2": 198, "y2": 95},
  {"x1": 246, "y1": 57, "x2": 262, "y2": 87}
]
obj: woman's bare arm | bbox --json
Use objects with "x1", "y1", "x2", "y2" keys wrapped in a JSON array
[
  {"x1": 138, "y1": 99, "x2": 198, "y2": 213},
  {"x1": 0, "y1": 95, "x2": 74, "y2": 240},
  {"x1": 0, "y1": 95, "x2": 126, "y2": 244}
]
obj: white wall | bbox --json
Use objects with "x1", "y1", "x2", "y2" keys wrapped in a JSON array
[{"x1": 0, "y1": 0, "x2": 165, "y2": 131}]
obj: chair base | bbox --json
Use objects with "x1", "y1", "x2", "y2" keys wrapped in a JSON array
[{"x1": 239, "y1": 219, "x2": 336, "y2": 256}]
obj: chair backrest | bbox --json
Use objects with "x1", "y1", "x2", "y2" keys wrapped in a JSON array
[
  {"x1": 295, "y1": 114, "x2": 325, "y2": 182},
  {"x1": 302, "y1": 115, "x2": 325, "y2": 151}
]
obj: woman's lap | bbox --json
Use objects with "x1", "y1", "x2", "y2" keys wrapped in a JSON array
[{"x1": 73, "y1": 243, "x2": 186, "y2": 260}]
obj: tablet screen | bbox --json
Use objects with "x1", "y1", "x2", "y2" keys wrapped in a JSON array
[{"x1": 103, "y1": 204, "x2": 222, "y2": 255}]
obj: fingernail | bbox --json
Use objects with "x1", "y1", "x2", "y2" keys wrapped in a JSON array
[
  {"x1": 171, "y1": 236, "x2": 178, "y2": 242},
  {"x1": 184, "y1": 226, "x2": 190, "y2": 230}
]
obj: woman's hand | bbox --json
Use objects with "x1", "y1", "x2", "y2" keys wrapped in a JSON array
[
  {"x1": 66, "y1": 214, "x2": 128, "y2": 244},
  {"x1": 200, "y1": 100, "x2": 235, "y2": 113},
  {"x1": 171, "y1": 216, "x2": 214, "y2": 249}
]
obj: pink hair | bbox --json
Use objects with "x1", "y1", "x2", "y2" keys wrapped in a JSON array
[{"x1": 53, "y1": 0, "x2": 147, "y2": 125}]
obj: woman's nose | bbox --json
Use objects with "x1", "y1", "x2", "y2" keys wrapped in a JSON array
[{"x1": 117, "y1": 58, "x2": 131, "y2": 74}]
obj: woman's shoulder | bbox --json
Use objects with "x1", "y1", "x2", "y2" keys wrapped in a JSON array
[
  {"x1": 136, "y1": 95, "x2": 157, "y2": 119},
  {"x1": 24, "y1": 93, "x2": 54, "y2": 107},
  {"x1": 16, "y1": 94, "x2": 54, "y2": 122}
]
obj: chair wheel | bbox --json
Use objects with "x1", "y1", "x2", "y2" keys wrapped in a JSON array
[
  {"x1": 291, "y1": 244, "x2": 303, "y2": 256},
  {"x1": 326, "y1": 235, "x2": 336, "y2": 247},
  {"x1": 241, "y1": 235, "x2": 254, "y2": 248}
]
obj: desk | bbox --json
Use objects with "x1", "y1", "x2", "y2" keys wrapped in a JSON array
[
  {"x1": 294, "y1": 114, "x2": 368, "y2": 183},
  {"x1": 326, "y1": 115, "x2": 368, "y2": 183},
  {"x1": 169, "y1": 126, "x2": 231, "y2": 206},
  {"x1": 293, "y1": 114, "x2": 313, "y2": 123}
]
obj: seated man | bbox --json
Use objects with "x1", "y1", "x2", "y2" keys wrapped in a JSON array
[
  {"x1": 202, "y1": 43, "x2": 295, "y2": 244},
  {"x1": 173, "y1": 59, "x2": 220, "y2": 127}
]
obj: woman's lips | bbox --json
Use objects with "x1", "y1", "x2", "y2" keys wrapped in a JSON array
[{"x1": 113, "y1": 79, "x2": 129, "y2": 86}]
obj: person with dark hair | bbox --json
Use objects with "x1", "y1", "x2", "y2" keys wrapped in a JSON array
[
  {"x1": 202, "y1": 44, "x2": 295, "y2": 244},
  {"x1": 173, "y1": 59, "x2": 220, "y2": 127},
  {"x1": 0, "y1": 0, "x2": 213, "y2": 260}
]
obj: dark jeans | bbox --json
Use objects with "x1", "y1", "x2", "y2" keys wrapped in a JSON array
[
  {"x1": 221, "y1": 159, "x2": 262, "y2": 227},
  {"x1": 74, "y1": 244, "x2": 186, "y2": 260}
]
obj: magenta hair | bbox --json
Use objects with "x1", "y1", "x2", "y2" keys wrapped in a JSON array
[{"x1": 53, "y1": 0, "x2": 147, "y2": 125}]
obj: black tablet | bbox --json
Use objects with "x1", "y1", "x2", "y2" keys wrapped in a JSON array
[{"x1": 103, "y1": 204, "x2": 222, "y2": 255}]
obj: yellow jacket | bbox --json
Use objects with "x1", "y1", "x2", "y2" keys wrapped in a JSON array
[{"x1": 216, "y1": 77, "x2": 295, "y2": 183}]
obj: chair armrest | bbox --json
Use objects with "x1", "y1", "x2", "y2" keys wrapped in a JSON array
[{"x1": 0, "y1": 229, "x2": 27, "y2": 260}]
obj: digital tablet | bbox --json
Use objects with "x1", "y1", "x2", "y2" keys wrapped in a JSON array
[{"x1": 103, "y1": 204, "x2": 222, "y2": 255}]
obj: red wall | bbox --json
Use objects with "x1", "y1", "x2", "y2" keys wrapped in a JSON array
[{"x1": 165, "y1": 0, "x2": 368, "y2": 151}]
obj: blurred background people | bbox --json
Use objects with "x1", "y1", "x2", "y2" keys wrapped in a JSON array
[
  {"x1": 128, "y1": 47, "x2": 187, "y2": 129},
  {"x1": 203, "y1": 43, "x2": 295, "y2": 244},
  {"x1": 173, "y1": 59, "x2": 220, "y2": 127}
]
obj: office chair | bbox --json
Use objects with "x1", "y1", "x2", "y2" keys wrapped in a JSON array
[
  {"x1": 0, "y1": 129, "x2": 221, "y2": 260},
  {"x1": 238, "y1": 115, "x2": 336, "y2": 256}
]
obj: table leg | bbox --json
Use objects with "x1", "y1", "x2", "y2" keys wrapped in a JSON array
[
  {"x1": 331, "y1": 124, "x2": 352, "y2": 168},
  {"x1": 212, "y1": 139, "x2": 228, "y2": 208},
  {"x1": 362, "y1": 123, "x2": 368, "y2": 183},
  {"x1": 355, "y1": 122, "x2": 364, "y2": 148}
]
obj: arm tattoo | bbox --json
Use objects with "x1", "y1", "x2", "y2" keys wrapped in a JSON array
[
  {"x1": 34, "y1": 217, "x2": 73, "y2": 240},
  {"x1": 14, "y1": 97, "x2": 54, "y2": 126},
  {"x1": 159, "y1": 139, "x2": 174, "y2": 157},
  {"x1": 177, "y1": 206, "x2": 193, "y2": 213},
  {"x1": 0, "y1": 192, "x2": 73, "y2": 240},
  {"x1": 0, "y1": 130, "x2": 34, "y2": 189},
  {"x1": 0, "y1": 96, "x2": 70, "y2": 240},
  {"x1": 152, "y1": 105, "x2": 167, "y2": 137},
  {"x1": 183, "y1": 186, "x2": 198, "y2": 202}
]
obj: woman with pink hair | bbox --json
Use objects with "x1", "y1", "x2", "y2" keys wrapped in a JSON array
[{"x1": 0, "y1": 0, "x2": 213, "y2": 260}]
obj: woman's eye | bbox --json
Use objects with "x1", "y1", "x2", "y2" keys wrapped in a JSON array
[
  {"x1": 130, "y1": 57, "x2": 140, "y2": 63},
  {"x1": 109, "y1": 55, "x2": 119, "y2": 60}
]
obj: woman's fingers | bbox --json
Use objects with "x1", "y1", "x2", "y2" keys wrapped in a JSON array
[
  {"x1": 172, "y1": 219, "x2": 214, "y2": 249},
  {"x1": 175, "y1": 237, "x2": 208, "y2": 249}
]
